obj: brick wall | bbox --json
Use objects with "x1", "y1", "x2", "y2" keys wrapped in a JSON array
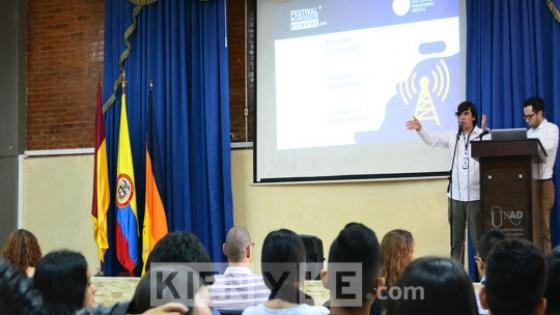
[
  {"x1": 26, "y1": 0, "x2": 104, "y2": 149},
  {"x1": 26, "y1": 0, "x2": 252, "y2": 149},
  {"x1": 228, "y1": 0, "x2": 255, "y2": 143}
]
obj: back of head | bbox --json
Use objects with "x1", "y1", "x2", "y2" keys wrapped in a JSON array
[
  {"x1": 1, "y1": 229, "x2": 42, "y2": 273},
  {"x1": 485, "y1": 239, "x2": 546, "y2": 315},
  {"x1": 327, "y1": 223, "x2": 381, "y2": 304},
  {"x1": 224, "y1": 227, "x2": 251, "y2": 263},
  {"x1": 477, "y1": 229, "x2": 506, "y2": 261},
  {"x1": 384, "y1": 256, "x2": 477, "y2": 315},
  {"x1": 545, "y1": 247, "x2": 560, "y2": 313},
  {"x1": 381, "y1": 229, "x2": 414, "y2": 287},
  {"x1": 261, "y1": 229, "x2": 307, "y2": 304},
  {"x1": 146, "y1": 232, "x2": 213, "y2": 284},
  {"x1": 523, "y1": 96, "x2": 545, "y2": 113},
  {"x1": 33, "y1": 250, "x2": 88, "y2": 315},
  {"x1": 0, "y1": 260, "x2": 46, "y2": 315}
]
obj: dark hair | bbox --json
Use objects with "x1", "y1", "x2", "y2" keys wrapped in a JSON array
[
  {"x1": 545, "y1": 247, "x2": 560, "y2": 313},
  {"x1": 523, "y1": 96, "x2": 545, "y2": 113},
  {"x1": 146, "y1": 232, "x2": 213, "y2": 284},
  {"x1": 384, "y1": 257, "x2": 477, "y2": 315},
  {"x1": 0, "y1": 260, "x2": 46, "y2": 315},
  {"x1": 328, "y1": 222, "x2": 381, "y2": 303},
  {"x1": 127, "y1": 266, "x2": 201, "y2": 315},
  {"x1": 477, "y1": 229, "x2": 506, "y2": 261},
  {"x1": 1, "y1": 229, "x2": 42, "y2": 273},
  {"x1": 33, "y1": 250, "x2": 89, "y2": 315},
  {"x1": 455, "y1": 101, "x2": 478, "y2": 122},
  {"x1": 261, "y1": 229, "x2": 311, "y2": 305},
  {"x1": 485, "y1": 239, "x2": 546, "y2": 315}
]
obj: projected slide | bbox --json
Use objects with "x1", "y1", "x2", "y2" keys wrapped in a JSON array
[{"x1": 256, "y1": 0, "x2": 463, "y2": 181}]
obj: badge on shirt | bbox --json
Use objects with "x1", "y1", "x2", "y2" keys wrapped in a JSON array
[{"x1": 462, "y1": 156, "x2": 469, "y2": 169}]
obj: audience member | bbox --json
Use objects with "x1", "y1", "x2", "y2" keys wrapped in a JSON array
[
  {"x1": 33, "y1": 250, "x2": 97, "y2": 315},
  {"x1": 545, "y1": 247, "x2": 560, "y2": 315},
  {"x1": 474, "y1": 229, "x2": 506, "y2": 315},
  {"x1": 480, "y1": 239, "x2": 547, "y2": 315},
  {"x1": 242, "y1": 229, "x2": 328, "y2": 315},
  {"x1": 146, "y1": 232, "x2": 214, "y2": 284},
  {"x1": 128, "y1": 265, "x2": 212, "y2": 315},
  {"x1": 1, "y1": 229, "x2": 42, "y2": 277},
  {"x1": 368, "y1": 229, "x2": 414, "y2": 315},
  {"x1": 0, "y1": 260, "x2": 46, "y2": 315},
  {"x1": 384, "y1": 256, "x2": 478, "y2": 315},
  {"x1": 322, "y1": 222, "x2": 383, "y2": 315},
  {"x1": 380, "y1": 229, "x2": 414, "y2": 287},
  {"x1": 209, "y1": 227, "x2": 270, "y2": 310}
]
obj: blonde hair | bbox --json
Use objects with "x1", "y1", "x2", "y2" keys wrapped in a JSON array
[{"x1": 381, "y1": 229, "x2": 414, "y2": 287}]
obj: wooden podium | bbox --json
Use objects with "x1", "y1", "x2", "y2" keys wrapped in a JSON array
[{"x1": 471, "y1": 139, "x2": 546, "y2": 247}]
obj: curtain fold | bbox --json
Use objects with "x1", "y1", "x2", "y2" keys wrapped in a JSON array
[
  {"x1": 466, "y1": 0, "x2": 560, "y2": 276},
  {"x1": 102, "y1": 0, "x2": 233, "y2": 276}
]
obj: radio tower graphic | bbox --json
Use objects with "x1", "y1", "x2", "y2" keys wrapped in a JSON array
[
  {"x1": 414, "y1": 76, "x2": 440, "y2": 125},
  {"x1": 398, "y1": 59, "x2": 451, "y2": 126}
]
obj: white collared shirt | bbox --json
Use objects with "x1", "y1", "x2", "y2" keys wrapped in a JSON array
[
  {"x1": 418, "y1": 126, "x2": 486, "y2": 201},
  {"x1": 527, "y1": 119, "x2": 559, "y2": 180}
]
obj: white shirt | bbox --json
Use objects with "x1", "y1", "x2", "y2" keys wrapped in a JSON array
[
  {"x1": 242, "y1": 304, "x2": 329, "y2": 315},
  {"x1": 209, "y1": 266, "x2": 270, "y2": 310},
  {"x1": 418, "y1": 126, "x2": 485, "y2": 201},
  {"x1": 527, "y1": 119, "x2": 559, "y2": 180}
]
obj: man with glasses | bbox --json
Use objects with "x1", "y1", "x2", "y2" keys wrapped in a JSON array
[
  {"x1": 523, "y1": 96, "x2": 559, "y2": 254},
  {"x1": 209, "y1": 227, "x2": 270, "y2": 311}
]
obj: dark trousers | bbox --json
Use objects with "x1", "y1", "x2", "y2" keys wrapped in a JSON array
[{"x1": 448, "y1": 199, "x2": 482, "y2": 263}]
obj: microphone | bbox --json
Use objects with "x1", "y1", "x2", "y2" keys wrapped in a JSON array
[
  {"x1": 476, "y1": 129, "x2": 491, "y2": 140},
  {"x1": 456, "y1": 122, "x2": 463, "y2": 138}
]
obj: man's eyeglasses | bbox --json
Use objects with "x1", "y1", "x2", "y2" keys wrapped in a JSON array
[
  {"x1": 474, "y1": 255, "x2": 482, "y2": 263},
  {"x1": 524, "y1": 113, "x2": 536, "y2": 121}
]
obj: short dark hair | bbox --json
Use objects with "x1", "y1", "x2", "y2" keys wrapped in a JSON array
[
  {"x1": 485, "y1": 239, "x2": 546, "y2": 315},
  {"x1": 523, "y1": 96, "x2": 545, "y2": 113},
  {"x1": 261, "y1": 229, "x2": 311, "y2": 305},
  {"x1": 455, "y1": 101, "x2": 478, "y2": 122},
  {"x1": 327, "y1": 223, "x2": 381, "y2": 303},
  {"x1": 477, "y1": 229, "x2": 506, "y2": 261},
  {"x1": 0, "y1": 260, "x2": 46, "y2": 315},
  {"x1": 545, "y1": 246, "x2": 560, "y2": 313},
  {"x1": 33, "y1": 250, "x2": 88, "y2": 315},
  {"x1": 384, "y1": 257, "x2": 477, "y2": 315},
  {"x1": 146, "y1": 232, "x2": 213, "y2": 284}
]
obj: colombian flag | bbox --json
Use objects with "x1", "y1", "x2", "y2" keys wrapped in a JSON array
[
  {"x1": 142, "y1": 85, "x2": 168, "y2": 266},
  {"x1": 92, "y1": 83, "x2": 110, "y2": 262},
  {"x1": 115, "y1": 89, "x2": 139, "y2": 274}
]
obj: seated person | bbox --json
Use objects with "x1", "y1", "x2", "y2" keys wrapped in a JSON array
[
  {"x1": 145, "y1": 232, "x2": 214, "y2": 285},
  {"x1": 128, "y1": 265, "x2": 212, "y2": 315},
  {"x1": 242, "y1": 229, "x2": 328, "y2": 315},
  {"x1": 33, "y1": 250, "x2": 96, "y2": 315},
  {"x1": 209, "y1": 227, "x2": 269, "y2": 311},
  {"x1": 1, "y1": 229, "x2": 42, "y2": 277},
  {"x1": 545, "y1": 247, "x2": 560, "y2": 315},
  {"x1": 475, "y1": 229, "x2": 506, "y2": 315},
  {"x1": 479, "y1": 239, "x2": 547, "y2": 315},
  {"x1": 384, "y1": 257, "x2": 478, "y2": 315},
  {"x1": 322, "y1": 222, "x2": 384, "y2": 315}
]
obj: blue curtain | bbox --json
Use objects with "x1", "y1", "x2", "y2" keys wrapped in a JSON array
[
  {"x1": 466, "y1": 0, "x2": 560, "y2": 276},
  {"x1": 102, "y1": 0, "x2": 233, "y2": 276}
]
